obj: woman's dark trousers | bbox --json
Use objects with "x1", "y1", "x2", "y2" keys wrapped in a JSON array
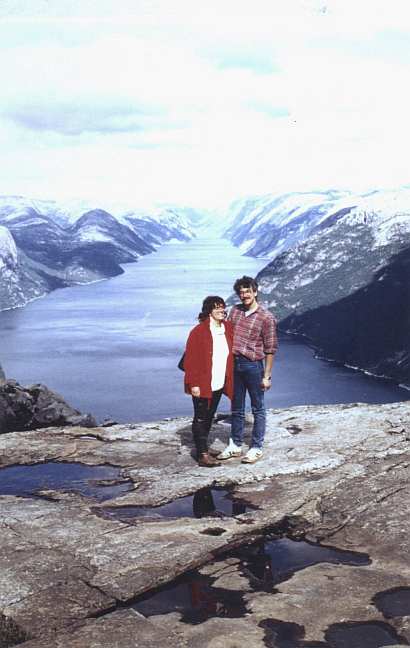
[{"x1": 192, "y1": 389, "x2": 223, "y2": 455}]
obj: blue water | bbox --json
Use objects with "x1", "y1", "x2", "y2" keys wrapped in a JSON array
[
  {"x1": 100, "y1": 487, "x2": 247, "y2": 520},
  {"x1": 0, "y1": 236, "x2": 407, "y2": 422},
  {"x1": 0, "y1": 462, "x2": 133, "y2": 501}
]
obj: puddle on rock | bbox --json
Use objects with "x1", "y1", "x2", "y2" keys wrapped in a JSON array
[
  {"x1": 324, "y1": 620, "x2": 409, "y2": 647},
  {"x1": 373, "y1": 586, "x2": 410, "y2": 619},
  {"x1": 0, "y1": 462, "x2": 134, "y2": 502},
  {"x1": 237, "y1": 537, "x2": 370, "y2": 592},
  {"x1": 129, "y1": 537, "x2": 370, "y2": 626},
  {"x1": 100, "y1": 487, "x2": 249, "y2": 520},
  {"x1": 260, "y1": 618, "x2": 408, "y2": 647},
  {"x1": 260, "y1": 618, "x2": 328, "y2": 647},
  {"x1": 131, "y1": 571, "x2": 248, "y2": 624}
]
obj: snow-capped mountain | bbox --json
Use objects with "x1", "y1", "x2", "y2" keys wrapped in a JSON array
[
  {"x1": 121, "y1": 206, "x2": 202, "y2": 246},
  {"x1": 0, "y1": 224, "x2": 60, "y2": 311},
  {"x1": 0, "y1": 195, "x2": 199, "y2": 311},
  {"x1": 70, "y1": 209, "x2": 154, "y2": 259},
  {"x1": 224, "y1": 190, "x2": 355, "y2": 258},
  {"x1": 2, "y1": 196, "x2": 201, "y2": 240},
  {"x1": 251, "y1": 188, "x2": 410, "y2": 384},
  {"x1": 0, "y1": 195, "x2": 76, "y2": 226},
  {"x1": 0, "y1": 226, "x2": 20, "y2": 308},
  {"x1": 0, "y1": 225, "x2": 17, "y2": 269}
]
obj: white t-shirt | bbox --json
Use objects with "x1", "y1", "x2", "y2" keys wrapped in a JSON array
[{"x1": 210, "y1": 321, "x2": 229, "y2": 391}]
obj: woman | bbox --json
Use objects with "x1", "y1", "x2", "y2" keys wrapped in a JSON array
[{"x1": 184, "y1": 295, "x2": 233, "y2": 467}]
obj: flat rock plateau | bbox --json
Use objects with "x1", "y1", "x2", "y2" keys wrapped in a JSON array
[{"x1": 1, "y1": 401, "x2": 410, "y2": 647}]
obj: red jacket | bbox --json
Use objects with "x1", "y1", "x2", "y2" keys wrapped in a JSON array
[{"x1": 184, "y1": 318, "x2": 234, "y2": 400}]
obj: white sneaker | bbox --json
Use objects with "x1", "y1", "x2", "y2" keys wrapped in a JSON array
[
  {"x1": 241, "y1": 448, "x2": 263, "y2": 464},
  {"x1": 217, "y1": 439, "x2": 242, "y2": 460}
]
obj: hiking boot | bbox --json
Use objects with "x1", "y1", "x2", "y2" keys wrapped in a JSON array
[
  {"x1": 198, "y1": 453, "x2": 221, "y2": 467},
  {"x1": 217, "y1": 439, "x2": 242, "y2": 460},
  {"x1": 241, "y1": 448, "x2": 263, "y2": 464}
]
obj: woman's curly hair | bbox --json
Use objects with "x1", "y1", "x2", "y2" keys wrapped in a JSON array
[{"x1": 198, "y1": 295, "x2": 226, "y2": 322}]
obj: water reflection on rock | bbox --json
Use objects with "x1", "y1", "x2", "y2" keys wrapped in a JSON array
[
  {"x1": 132, "y1": 572, "x2": 248, "y2": 625},
  {"x1": 260, "y1": 618, "x2": 408, "y2": 648},
  {"x1": 373, "y1": 586, "x2": 410, "y2": 619},
  {"x1": 100, "y1": 487, "x2": 249, "y2": 521},
  {"x1": 193, "y1": 487, "x2": 247, "y2": 518},
  {"x1": 130, "y1": 536, "x2": 371, "y2": 627},
  {"x1": 324, "y1": 620, "x2": 408, "y2": 647},
  {"x1": 238, "y1": 537, "x2": 370, "y2": 592},
  {"x1": 0, "y1": 461, "x2": 133, "y2": 502}
]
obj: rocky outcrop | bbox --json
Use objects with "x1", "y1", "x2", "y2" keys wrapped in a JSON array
[
  {"x1": 0, "y1": 380, "x2": 96, "y2": 433},
  {"x1": 0, "y1": 402, "x2": 409, "y2": 646}
]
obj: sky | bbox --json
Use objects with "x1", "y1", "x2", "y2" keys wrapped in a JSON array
[{"x1": 1, "y1": 0, "x2": 410, "y2": 209}]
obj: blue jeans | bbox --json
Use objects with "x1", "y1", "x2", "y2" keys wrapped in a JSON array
[{"x1": 231, "y1": 355, "x2": 266, "y2": 449}]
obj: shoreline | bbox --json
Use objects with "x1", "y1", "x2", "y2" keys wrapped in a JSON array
[{"x1": 280, "y1": 327, "x2": 410, "y2": 393}]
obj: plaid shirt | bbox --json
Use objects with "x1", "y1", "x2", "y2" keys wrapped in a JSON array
[{"x1": 229, "y1": 304, "x2": 278, "y2": 361}]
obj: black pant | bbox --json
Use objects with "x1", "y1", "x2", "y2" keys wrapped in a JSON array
[{"x1": 192, "y1": 389, "x2": 223, "y2": 455}]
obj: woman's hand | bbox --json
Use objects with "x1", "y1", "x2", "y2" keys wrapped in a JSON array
[{"x1": 191, "y1": 386, "x2": 200, "y2": 397}]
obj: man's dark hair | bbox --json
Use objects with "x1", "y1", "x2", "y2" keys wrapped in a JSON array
[
  {"x1": 233, "y1": 276, "x2": 258, "y2": 296},
  {"x1": 198, "y1": 295, "x2": 226, "y2": 322}
]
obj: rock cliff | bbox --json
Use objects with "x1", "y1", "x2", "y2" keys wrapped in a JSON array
[{"x1": 0, "y1": 380, "x2": 96, "y2": 433}]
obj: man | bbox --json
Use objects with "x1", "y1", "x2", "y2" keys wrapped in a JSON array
[{"x1": 218, "y1": 276, "x2": 278, "y2": 464}]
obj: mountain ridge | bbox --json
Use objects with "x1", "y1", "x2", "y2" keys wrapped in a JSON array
[
  {"x1": 0, "y1": 195, "x2": 199, "y2": 311},
  {"x1": 225, "y1": 187, "x2": 410, "y2": 385}
]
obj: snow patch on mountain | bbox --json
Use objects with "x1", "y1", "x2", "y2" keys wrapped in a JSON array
[
  {"x1": 74, "y1": 226, "x2": 113, "y2": 244},
  {"x1": 0, "y1": 194, "x2": 202, "y2": 311},
  {"x1": 247, "y1": 187, "x2": 410, "y2": 385},
  {"x1": 341, "y1": 189, "x2": 410, "y2": 248},
  {"x1": 0, "y1": 226, "x2": 18, "y2": 268},
  {"x1": 225, "y1": 187, "x2": 410, "y2": 261},
  {"x1": 0, "y1": 195, "x2": 198, "y2": 241},
  {"x1": 223, "y1": 190, "x2": 356, "y2": 259}
]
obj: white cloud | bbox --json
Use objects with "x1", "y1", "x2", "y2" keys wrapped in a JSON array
[{"x1": 0, "y1": 0, "x2": 409, "y2": 207}]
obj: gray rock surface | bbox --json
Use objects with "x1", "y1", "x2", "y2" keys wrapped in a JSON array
[
  {"x1": 0, "y1": 402, "x2": 409, "y2": 646},
  {"x1": 0, "y1": 380, "x2": 96, "y2": 433},
  {"x1": 19, "y1": 610, "x2": 183, "y2": 648}
]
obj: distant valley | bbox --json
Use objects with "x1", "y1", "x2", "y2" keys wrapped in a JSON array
[
  {"x1": 0, "y1": 195, "x2": 201, "y2": 311},
  {"x1": 1, "y1": 188, "x2": 410, "y2": 389}
]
